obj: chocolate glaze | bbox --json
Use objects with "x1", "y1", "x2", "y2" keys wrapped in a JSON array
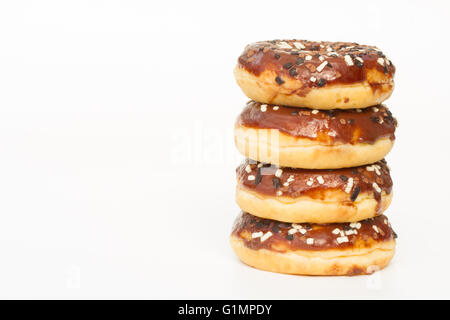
[
  {"x1": 238, "y1": 40, "x2": 395, "y2": 95},
  {"x1": 237, "y1": 101, "x2": 397, "y2": 144},
  {"x1": 232, "y1": 211, "x2": 396, "y2": 251},
  {"x1": 238, "y1": 40, "x2": 395, "y2": 96},
  {"x1": 237, "y1": 159, "x2": 392, "y2": 211}
]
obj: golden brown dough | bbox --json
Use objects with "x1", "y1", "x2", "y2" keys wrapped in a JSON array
[
  {"x1": 236, "y1": 185, "x2": 393, "y2": 224},
  {"x1": 235, "y1": 124, "x2": 394, "y2": 169},
  {"x1": 230, "y1": 236, "x2": 395, "y2": 276}
]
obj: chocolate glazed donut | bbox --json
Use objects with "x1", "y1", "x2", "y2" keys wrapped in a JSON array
[
  {"x1": 230, "y1": 212, "x2": 397, "y2": 276},
  {"x1": 234, "y1": 101, "x2": 397, "y2": 169},
  {"x1": 236, "y1": 159, "x2": 393, "y2": 223},
  {"x1": 234, "y1": 40, "x2": 395, "y2": 109}
]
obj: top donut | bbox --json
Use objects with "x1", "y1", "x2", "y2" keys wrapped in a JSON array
[{"x1": 234, "y1": 40, "x2": 395, "y2": 110}]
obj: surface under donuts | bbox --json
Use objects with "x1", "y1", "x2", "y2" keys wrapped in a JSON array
[
  {"x1": 230, "y1": 212, "x2": 396, "y2": 276},
  {"x1": 235, "y1": 40, "x2": 395, "y2": 109},
  {"x1": 235, "y1": 102, "x2": 396, "y2": 169},
  {"x1": 236, "y1": 159, "x2": 393, "y2": 223}
]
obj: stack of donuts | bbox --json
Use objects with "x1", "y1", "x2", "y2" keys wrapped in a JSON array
[{"x1": 230, "y1": 39, "x2": 398, "y2": 276}]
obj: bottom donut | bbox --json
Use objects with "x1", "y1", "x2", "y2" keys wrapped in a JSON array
[{"x1": 230, "y1": 212, "x2": 397, "y2": 276}]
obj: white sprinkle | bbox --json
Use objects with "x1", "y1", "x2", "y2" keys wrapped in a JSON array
[
  {"x1": 273, "y1": 106, "x2": 279, "y2": 110},
  {"x1": 349, "y1": 222, "x2": 361, "y2": 229},
  {"x1": 384, "y1": 219, "x2": 388, "y2": 225},
  {"x1": 245, "y1": 165, "x2": 252, "y2": 173},
  {"x1": 306, "y1": 238, "x2": 314, "y2": 245},
  {"x1": 366, "y1": 165, "x2": 375, "y2": 172},
  {"x1": 373, "y1": 225, "x2": 379, "y2": 233},
  {"x1": 310, "y1": 76, "x2": 316, "y2": 82},
  {"x1": 257, "y1": 163, "x2": 263, "y2": 168},
  {"x1": 372, "y1": 107, "x2": 379, "y2": 112},
  {"x1": 344, "y1": 177, "x2": 354, "y2": 194},
  {"x1": 319, "y1": 56, "x2": 325, "y2": 61},
  {"x1": 377, "y1": 57, "x2": 385, "y2": 66},
  {"x1": 288, "y1": 228, "x2": 297, "y2": 235},
  {"x1": 373, "y1": 182, "x2": 381, "y2": 193},
  {"x1": 247, "y1": 175, "x2": 255, "y2": 181},
  {"x1": 276, "y1": 190, "x2": 283, "y2": 196},
  {"x1": 355, "y1": 57, "x2": 364, "y2": 65},
  {"x1": 260, "y1": 231, "x2": 273, "y2": 242},
  {"x1": 337, "y1": 236, "x2": 349, "y2": 244},
  {"x1": 332, "y1": 228, "x2": 341, "y2": 235},
  {"x1": 283, "y1": 182, "x2": 289, "y2": 187},
  {"x1": 345, "y1": 230, "x2": 355, "y2": 236},
  {"x1": 317, "y1": 176, "x2": 325, "y2": 184},
  {"x1": 385, "y1": 58, "x2": 390, "y2": 66},
  {"x1": 316, "y1": 61, "x2": 328, "y2": 72},
  {"x1": 327, "y1": 52, "x2": 338, "y2": 57},
  {"x1": 298, "y1": 228, "x2": 306, "y2": 235},
  {"x1": 344, "y1": 55, "x2": 354, "y2": 66},
  {"x1": 277, "y1": 41, "x2": 292, "y2": 49},
  {"x1": 275, "y1": 168, "x2": 283, "y2": 178},
  {"x1": 326, "y1": 47, "x2": 332, "y2": 52},
  {"x1": 305, "y1": 55, "x2": 312, "y2": 61},
  {"x1": 252, "y1": 231, "x2": 263, "y2": 239},
  {"x1": 306, "y1": 178, "x2": 314, "y2": 186},
  {"x1": 293, "y1": 42, "x2": 305, "y2": 50},
  {"x1": 374, "y1": 167, "x2": 381, "y2": 176},
  {"x1": 311, "y1": 109, "x2": 319, "y2": 114},
  {"x1": 356, "y1": 108, "x2": 362, "y2": 112},
  {"x1": 260, "y1": 104, "x2": 267, "y2": 112},
  {"x1": 287, "y1": 175, "x2": 294, "y2": 182},
  {"x1": 327, "y1": 131, "x2": 336, "y2": 137}
]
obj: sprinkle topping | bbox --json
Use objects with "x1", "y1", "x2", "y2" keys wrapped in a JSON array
[
  {"x1": 373, "y1": 182, "x2": 381, "y2": 193},
  {"x1": 275, "y1": 168, "x2": 283, "y2": 178},
  {"x1": 345, "y1": 177, "x2": 354, "y2": 194},
  {"x1": 337, "y1": 236, "x2": 349, "y2": 244},
  {"x1": 260, "y1": 231, "x2": 273, "y2": 242},
  {"x1": 344, "y1": 55, "x2": 354, "y2": 66},
  {"x1": 316, "y1": 61, "x2": 328, "y2": 72},
  {"x1": 293, "y1": 42, "x2": 306, "y2": 49},
  {"x1": 252, "y1": 231, "x2": 263, "y2": 239}
]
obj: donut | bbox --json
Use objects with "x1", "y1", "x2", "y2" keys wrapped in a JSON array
[
  {"x1": 236, "y1": 159, "x2": 392, "y2": 223},
  {"x1": 235, "y1": 40, "x2": 395, "y2": 109},
  {"x1": 235, "y1": 101, "x2": 397, "y2": 169},
  {"x1": 230, "y1": 211, "x2": 397, "y2": 276}
]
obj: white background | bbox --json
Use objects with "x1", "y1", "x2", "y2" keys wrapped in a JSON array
[{"x1": 0, "y1": 0, "x2": 449, "y2": 299}]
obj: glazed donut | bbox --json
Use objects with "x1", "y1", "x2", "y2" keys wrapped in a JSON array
[
  {"x1": 235, "y1": 40, "x2": 395, "y2": 109},
  {"x1": 236, "y1": 159, "x2": 392, "y2": 223},
  {"x1": 235, "y1": 101, "x2": 397, "y2": 169},
  {"x1": 230, "y1": 212, "x2": 397, "y2": 276}
]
